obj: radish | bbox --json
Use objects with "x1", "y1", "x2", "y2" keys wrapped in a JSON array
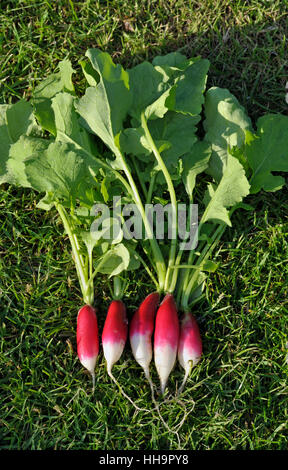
[
  {"x1": 154, "y1": 293, "x2": 180, "y2": 394},
  {"x1": 129, "y1": 292, "x2": 160, "y2": 381},
  {"x1": 177, "y1": 312, "x2": 202, "y2": 394},
  {"x1": 77, "y1": 305, "x2": 99, "y2": 389},
  {"x1": 102, "y1": 298, "x2": 152, "y2": 412},
  {"x1": 102, "y1": 299, "x2": 128, "y2": 377}
]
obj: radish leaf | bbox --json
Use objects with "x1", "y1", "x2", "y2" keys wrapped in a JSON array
[
  {"x1": 32, "y1": 59, "x2": 75, "y2": 135},
  {"x1": 0, "y1": 101, "x2": 41, "y2": 183},
  {"x1": 202, "y1": 154, "x2": 250, "y2": 226},
  {"x1": 24, "y1": 141, "x2": 93, "y2": 206},
  {"x1": 245, "y1": 114, "x2": 288, "y2": 193},
  {"x1": 204, "y1": 87, "x2": 252, "y2": 181},
  {"x1": 75, "y1": 49, "x2": 131, "y2": 158},
  {"x1": 182, "y1": 141, "x2": 212, "y2": 200}
]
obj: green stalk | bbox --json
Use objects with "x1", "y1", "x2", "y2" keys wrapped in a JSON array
[
  {"x1": 141, "y1": 112, "x2": 178, "y2": 293},
  {"x1": 180, "y1": 223, "x2": 226, "y2": 311},
  {"x1": 134, "y1": 251, "x2": 160, "y2": 291},
  {"x1": 146, "y1": 173, "x2": 156, "y2": 204},
  {"x1": 178, "y1": 213, "x2": 209, "y2": 306},
  {"x1": 87, "y1": 250, "x2": 116, "y2": 287},
  {"x1": 168, "y1": 201, "x2": 195, "y2": 294},
  {"x1": 168, "y1": 248, "x2": 185, "y2": 295},
  {"x1": 178, "y1": 204, "x2": 241, "y2": 310},
  {"x1": 58, "y1": 131, "x2": 167, "y2": 290},
  {"x1": 88, "y1": 246, "x2": 93, "y2": 280},
  {"x1": 113, "y1": 145, "x2": 167, "y2": 292},
  {"x1": 113, "y1": 276, "x2": 123, "y2": 300},
  {"x1": 131, "y1": 156, "x2": 148, "y2": 200},
  {"x1": 55, "y1": 203, "x2": 94, "y2": 305}
]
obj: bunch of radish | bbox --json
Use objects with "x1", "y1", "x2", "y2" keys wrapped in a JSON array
[
  {"x1": 76, "y1": 291, "x2": 202, "y2": 395},
  {"x1": 4, "y1": 47, "x2": 286, "y2": 403}
]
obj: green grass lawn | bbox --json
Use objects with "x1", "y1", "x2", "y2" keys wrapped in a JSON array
[{"x1": 0, "y1": 0, "x2": 288, "y2": 450}]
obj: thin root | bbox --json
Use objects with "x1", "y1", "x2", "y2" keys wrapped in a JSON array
[
  {"x1": 108, "y1": 370, "x2": 151, "y2": 413},
  {"x1": 177, "y1": 363, "x2": 192, "y2": 397},
  {"x1": 144, "y1": 369, "x2": 188, "y2": 448}
]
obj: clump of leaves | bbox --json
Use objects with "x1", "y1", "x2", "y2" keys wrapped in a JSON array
[{"x1": 1, "y1": 49, "x2": 288, "y2": 309}]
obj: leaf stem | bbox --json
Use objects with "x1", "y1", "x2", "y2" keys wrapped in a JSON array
[
  {"x1": 181, "y1": 223, "x2": 226, "y2": 311},
  {"x1": 87, "y1": 250, "x2": 115, "y2": 286},
  {"x1": 168, "y1": 202, "x2": 194, "y2": 294},
  {"x1": 146, "y1": 173, "x2": 156, "y2": 204},
  {"x1": 130, "y1": 156, "x2": 148, "y2": 200},
  {"x1": 114, "y1": 146, "x2": 167, "y2": 292},
  {"x1": 113, "y1": 276, "x2": 123, "y2": 300},
  {"x1": 141, "y1": 112, "x2": 178, "y2": 293},
  {"x1": 55, "y1": 202, "x2": 94, "y2": 305},
  {"x1": 134, "y1": 251, "x2": 160, "y2": 290}
]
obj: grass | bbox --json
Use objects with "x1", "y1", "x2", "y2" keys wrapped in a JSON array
[{"x1": 0, "y1": 0, "x2": 288, "y2": 451}]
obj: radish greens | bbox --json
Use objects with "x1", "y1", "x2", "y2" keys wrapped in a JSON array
[{"x1": 1, "y1": 48, "x2": 288, "y2": 394}]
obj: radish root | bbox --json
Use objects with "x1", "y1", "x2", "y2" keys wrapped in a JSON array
[{"x1": 108, "y1": 369, "x2": 151, "y2": 413}]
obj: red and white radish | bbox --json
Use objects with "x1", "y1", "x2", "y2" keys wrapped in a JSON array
[
  {"x1": 102, "y1": 299, "x2": 128, "y2": 376},
  {"x1": 129, "y1": 292, "x2": 160, "y2": 380},
  {"x1": 177, "y1": 312, "x2": 202, "y2": 394},
  {"x1": 154, "y1": 293, "x2": 180, "y2": 394},
  {"x1": 77, "y1": 305, "x2": 99, "y2": 389},
  {"x1": 102, "y1": 298, "x2": 152, "y2": 412}
]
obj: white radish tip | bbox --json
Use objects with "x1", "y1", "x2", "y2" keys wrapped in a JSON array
[
  {"x1": 160, "y1": 379, "x2": 167, "y2": 396},
  {"x1": 79, "y1": 356, "x2": 97, "y2": 376},
  {"x1": 103, "y1": 339, "x2": 125, "y2": 373}
]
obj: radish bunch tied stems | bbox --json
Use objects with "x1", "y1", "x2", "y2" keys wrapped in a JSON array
[{"x1": 1, "y1": 48, "x2": 288, "y2": 396}]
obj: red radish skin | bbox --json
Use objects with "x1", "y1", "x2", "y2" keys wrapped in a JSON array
[
  {"x1": 129, "y1": 292, "x2": 160, "y2": 380},
  {"x1": 154, "y1": 293, "x2": 180, "y2": 394},
  {"x1": 77, "y1": 305, "x2": 99, "y2": 388},
  {"x1": 102, "y1": 300, "x2": 128, "y2": 375},
  {"x1": 177, "y1": 312, "x2": 202, "y2": 394},
  {"x1": 102, "y1": 299, "x2": 152, "y2": 412}
]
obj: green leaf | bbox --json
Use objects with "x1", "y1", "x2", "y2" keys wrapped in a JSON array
[
  {"x1": 119, "y1": 127, "x2": 152, "y2": 158},
  {"x1": 204, "y1": 86, "x2": 252, "y2": 181},
  {"x1": 80, "y1": 230, "x2": 99, "y2": 255},
  {"x1": 152, "y1": 52, "x2": 188, "y2": 68},
  {"x1": 187, "y1": 271, "x2": 207, "y2": 306},
  {"x1": 96, "y1": 243, "x2": 130, "y2": 278},
  {"x1": 202, "y1": 154, "x2": 250, "y2": 226},
  {"x1": 75, "y1": 48, "x2": 131, "y2": 157},
  {"x1": 182, "y1": 141, "x2": 212, "y2": 199},
  {"x1": 245, "y1": 114, "x2": 288, "y2": 193},
  {"x1": 166, "y1": 58, "x2": 210, "y2": 115},
  {"x1": 32, "y1": 59, "x2": 75, "y2": 135},
  {"x1": 6, "y1": 100, "x2": 41, "y2": 141},
  {"x1": 125, "y1": 243, "x2": 141, "y2": 271},
  {"x1": 144, "y1": 86, "x2": 172, "y2": 120},
  {"x1": 0, "y1": 104, "x2": 12, "y2": 180},
  {"x1": 36, "y1": 192, "x2": 55, "y2": 211},
  {"x1": 24, "y1": 141, "x2": 90, "y2": 205},
  {"x1": 129, "y1": 56, "x2": 208, "y2": 121},
  {"x1": 79, "y1": 59, "x2": 99, "y2": 87},
  {"x1": 149, "y1": 111, "x2": 200, "y2": 175},
  {"x1": 200, "y1": 260, "x2": 219, "y2": 273},
  {"x1": 0, "y1": 101, "x2": 41, "y2": 184},
  {"x1": 81, "y1": 214, "x2": 123, "y2": 255},
  {"x1": 6, "y1": 135, "x2": 49, "y2": 187},
  {"x1": 128, "y1": 61, "x2": 169, "y2": 120},
  {"x1": 51, "y1": 92, "x2": 97, "y2": 155}
]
